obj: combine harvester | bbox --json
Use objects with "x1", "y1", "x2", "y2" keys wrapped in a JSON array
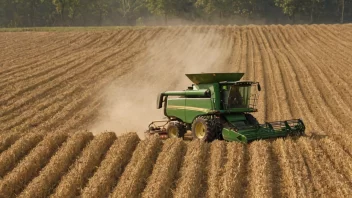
[{"x1": 145, "y1": 73, "x2": 305, "y2": 143}]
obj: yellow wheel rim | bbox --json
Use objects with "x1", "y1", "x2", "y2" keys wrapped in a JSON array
[
  {"x1": 194, "y1": 122, "x2": 205, "y2": 139},
  {"x1": 168, "y1": 126, "x2": 178, "y2": 138}
]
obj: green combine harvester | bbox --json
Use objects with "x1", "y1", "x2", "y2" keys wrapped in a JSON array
[{"x1": 145, "y1": 73, "x2": 305, "y2": 143}]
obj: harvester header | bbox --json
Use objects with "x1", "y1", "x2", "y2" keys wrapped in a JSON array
[{"x1": 146, "y1": 73, "x2": 305, "y2": 143}]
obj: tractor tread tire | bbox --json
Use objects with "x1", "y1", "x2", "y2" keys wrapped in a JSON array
[
  {"x1": 167, "y1": 121, "x2": 186, "y2": 138},
  {"x1": 191, "y1": 116, "x2": 218, "y2": 142}
]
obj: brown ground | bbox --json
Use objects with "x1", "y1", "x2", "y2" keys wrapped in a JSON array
[{"x1": 0, "y1": 25, "x2": 351, "y2": 197}]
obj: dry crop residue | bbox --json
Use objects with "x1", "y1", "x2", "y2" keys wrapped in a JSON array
[{"x1": 0, "y1": 25, "x2": 351, "y2": 197}]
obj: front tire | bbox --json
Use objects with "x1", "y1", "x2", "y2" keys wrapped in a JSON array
[
  {"x1": 191, "y1": 117, "x2": 217, "y2": 142},
  {"x1": 167, "y1": 121, "x2": 186, "y2": 138}
]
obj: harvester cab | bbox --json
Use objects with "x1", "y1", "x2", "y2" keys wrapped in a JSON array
[{"x1": 146, "y1": 73, "x2": 305, "y2": 143}]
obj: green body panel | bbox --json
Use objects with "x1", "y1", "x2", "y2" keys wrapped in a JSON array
[
  {"x1": 165, "y1": 82, "x2": 219, "y2": 124},
  {"x1": 166, "y1": 99, "x2": 185, "y2": 121},
  {"x1": 223, "y1": 114, "x2": 246, "y2": 122},
  {"x1": 185, "y1": 98, "x2": 214, "y2": 123},
  {"x1": 196, "y1": 83, "x2": 221, "y2": 110},
  {"x1": 164, "y1": 89, "x2": 209, "y2": 96},
  {"x1": 222, "y1": 128, "x2": 248, "y2": 143},
  {"x1": 166, "y1": 98, "x2": 214, "y2": 123},
  {"x1": 220, "y1": 109, "x2": 257, "y2": 113}
]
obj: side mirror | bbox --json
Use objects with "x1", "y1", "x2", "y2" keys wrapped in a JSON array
[
  {"x1": 157, "y1": 93, "x2": 165, "y2": 109},
  {"x1": 257, "y1": 83, "x2": 261, "y2": 91}
]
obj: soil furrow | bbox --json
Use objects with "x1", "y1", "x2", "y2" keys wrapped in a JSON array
[
  {"x1": 289, "y1": 25, "x2": 352, "y2": 130},
  {"x1": 81, "y1": 133, "x2": 140, "y2": 198},
  {"x1": 0, "y1": 132, "x2": 68, "y2": 198},
  {"x1": 0, "y1": 31, "x2": 128, "y2": 99},
  {"x1": 269, "y1": 26, "x2": 321, "y2": 133},
  {"x1": 0, "y1": 30, "x2": 142, "y2": 121},
  {"x1": 247, "y1": 27, "x2": 266, "y2": 122},
  {"x1": 260, "y1": 25, "x2": 293, "y2": 120},
  {"x1": 251, "y1": 26, "x2": 281, "y2": 121},
  {"x1": 278, "y1": 25, "x2": 345, "y2": 134},
  {"x1": 110, "y1": 136, "x2": 162, "y2": 198},
  {"x1": 295, "y1": 25, "x2": 352, "y2": 109},
  {"x1": 50, "y1": 132, "x2": 116, "y2": 198},
  {"x1": 0, "y1": 33, "x2": 96, "y2": 77},
  {"x1": 0, "y1": 33, "x2": 101, "y2": 87}
]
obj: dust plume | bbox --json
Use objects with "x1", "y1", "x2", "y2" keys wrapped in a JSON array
[{"x1": 90, "y1": 28, "x2": 234, "y2": 137}]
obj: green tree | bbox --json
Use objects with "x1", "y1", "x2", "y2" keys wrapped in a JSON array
[
  {"x1": 116, "y1": 0, "x2": 147, "y2": 24},
  {"x1": 195, "y1": 0, "x2": 257, "y2": 19},
  {"x1": 145, "y1": 0, "x2": 177, "y2": 24},
  {"x1": 67, "y1": 0, "x2": 80, "y2": 23},
  {"x1": 52, "y1": 0, "x2": 70, "y2": 24},
  {"x1": 195, "y1": 0, "x2": 230, "y2": 17},
  {"x1": 91, "y1": 0, "x2": 109, "y2": 25},
  {"x1": 274, "y1": 0, "x2": 325, "y2": 23},
  {"x1": 77, "y1": 0, "x2": 93, "y2": 25},
  {"x1": 340, "y1": 0, "x2": 345, "y2": 23},
  {"x1": 25, "y1": 0, "x2": 45, "y2": 26},
  {"x1": 118, "y1": 0, "x2": 144, "y2": 17},
  {"x1": 0, "y1": 0, "x2": 24, "y2": 26},
  {"x1": 274, "y1": 0, "x2": 302, "y2": 19},
  {"x1": 308, "y1": 0, "x2": 325, "y2": 23},
  {"x1": 75, "y1": 0, "x2": 109, "y2": 25}
]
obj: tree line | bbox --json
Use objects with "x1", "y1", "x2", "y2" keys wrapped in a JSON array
[{"x1": 0, "y1": 0, "x2": 351, "y2": 27}]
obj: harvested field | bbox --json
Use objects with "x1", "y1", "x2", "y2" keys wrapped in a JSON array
[
  {"x1": 81, "y1": 132, "x2": 140, "y2": 198},
  {"x1": 206, "y1": 141, "x2": 226, "y2": 198},
  {"x1": 19, "y1": 132, "x2": 93, "y2": 198},
  {"x1": 142, "y1": 138, "x2": 185, "y2": 198},
  {"x1": 0, "y1": 133, "x2": 43, "y2": 178},
  {"x1": 51, "y1": 132, "x2": 116, "y2": 198},
  {"x1": 220, "y1": 142, "x2": 246, "y2": 197},
  {"x1": 0, "y1": 132, "x2": 67, "y2": 198},
  {"x1": 0, "y1": 24, "x2": 351, "y2": 197},
  {"x1": 173, "y1": 141, "x2": 209, "y2": 198},
  {"x1": 0, "y1": 133, "x2": 21, "y2": 153},
  {"x1": 110, "y1": 136, "x2": 162, "y2": 198}
]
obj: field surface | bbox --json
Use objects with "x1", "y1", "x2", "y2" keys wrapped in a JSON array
[{"x1": 0, "y1": 24, "x2": 352, "y2": 197}]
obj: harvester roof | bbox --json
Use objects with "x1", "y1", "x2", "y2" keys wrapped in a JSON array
[{"x1": 185, "y1": 73, "x2": 244, "y2": 84}]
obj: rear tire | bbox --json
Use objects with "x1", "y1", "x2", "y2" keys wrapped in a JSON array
[
  {"x1": 191, "y1": 117, "x2": 218, "y2": 142},
  {"x1": 167, "y1": 122, "x2": 186, "y2": 138},
  {"x1": 212, "y1": 117, "x2": 223, "y2": 140}
]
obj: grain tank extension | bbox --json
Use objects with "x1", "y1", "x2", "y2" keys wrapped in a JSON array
[{"x1": 145, "y1": 73, "x2": 305, "y2": 143}]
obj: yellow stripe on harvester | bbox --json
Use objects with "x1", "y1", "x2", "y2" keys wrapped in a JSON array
[{"x1": 167, "y1": 105, "x2": 211, "y2": 113}]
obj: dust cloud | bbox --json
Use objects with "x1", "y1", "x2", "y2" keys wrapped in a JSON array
[{"x1": 90, "y1": 28, "x2": 234, "y2": 138}]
